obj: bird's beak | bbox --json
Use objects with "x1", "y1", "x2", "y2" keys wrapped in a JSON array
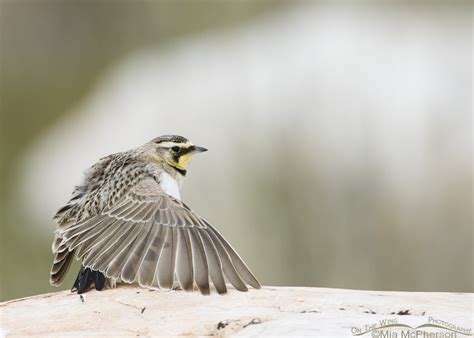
[{"x1": 191, "y1": 146, "x2": 208, "y2": 154}]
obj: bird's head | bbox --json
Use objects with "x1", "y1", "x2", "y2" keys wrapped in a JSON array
[{"x1": 146, "y1": 135, "x2": 207, "y2": 175}]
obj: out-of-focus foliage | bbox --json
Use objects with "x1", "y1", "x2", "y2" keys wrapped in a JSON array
[
  {"x1": 0, "y1": 0, "x2": 284, "y2": 170},
  {"x1": 0, "y1": 1, "x2": 472, "y2": 302}
]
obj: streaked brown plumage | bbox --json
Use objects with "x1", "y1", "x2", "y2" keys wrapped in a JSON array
[{"x1": 50, "y1": 135, "x2": 260, "y2": 294}]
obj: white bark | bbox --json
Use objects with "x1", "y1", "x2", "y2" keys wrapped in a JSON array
[{"x1": 1, "y1": 286, "x2": 472, "y2": 336}]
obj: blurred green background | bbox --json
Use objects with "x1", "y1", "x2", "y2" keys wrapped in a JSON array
[{"x1": 0, "y1": 1, "x2": 472, "y2": 302}]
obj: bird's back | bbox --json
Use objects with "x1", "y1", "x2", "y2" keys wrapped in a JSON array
[{"x1": 54, "y1": 152, "x2": 155, "y2": 227}]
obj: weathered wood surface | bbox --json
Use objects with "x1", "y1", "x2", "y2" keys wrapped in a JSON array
[{"x1": 1, "y1": 286, "x2": 472, "y2": 336}]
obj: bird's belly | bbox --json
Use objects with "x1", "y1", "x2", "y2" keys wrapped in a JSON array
[{"x1": 159, "y1": 172, "x2": 181, "y2": 200}]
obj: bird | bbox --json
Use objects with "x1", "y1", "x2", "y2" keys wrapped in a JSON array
[{"x1": 49, "y1": 135, "x2": 260, "y2": 295}]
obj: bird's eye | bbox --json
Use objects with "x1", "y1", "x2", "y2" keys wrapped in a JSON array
[{"x1": 171, "y1": 146, "x2": 180, "y2": 152}]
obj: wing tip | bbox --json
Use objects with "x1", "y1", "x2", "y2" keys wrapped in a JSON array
[
  {"x1": 246, "y1": 277, "x2": 262, "y2": 290},
  {"x1": 199, "y1": 288, "x2": 211, "y2": 296}
]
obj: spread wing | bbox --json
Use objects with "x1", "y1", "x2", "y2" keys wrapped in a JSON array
[{"x1": 55, "y1": 178, "x2": 260, "y2": 294}]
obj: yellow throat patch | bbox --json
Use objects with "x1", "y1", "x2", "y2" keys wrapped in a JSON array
[{"x1": 175, "y1": 152, "x2": 193, "y2": 170}]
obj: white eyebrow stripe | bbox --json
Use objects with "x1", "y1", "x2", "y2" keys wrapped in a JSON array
[{"x1": 157, "y1": 141, "x2": 192, "y2": 148}]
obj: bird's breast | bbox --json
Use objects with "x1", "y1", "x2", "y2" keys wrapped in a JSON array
[{"x1": 159, "y1": 171, "x2": 182, "y2": 200}]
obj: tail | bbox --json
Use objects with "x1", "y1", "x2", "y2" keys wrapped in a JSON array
[{"x1": 72, "y1": 266, "x2": 106, "y2": 294}]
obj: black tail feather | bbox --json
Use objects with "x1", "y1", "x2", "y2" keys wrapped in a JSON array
[
  {"x1": 94, "y1": 270, "x2": 106, "y2": 291},
  {"x1": 72, "y1": 266, "x2": 106, "y2": 294}
]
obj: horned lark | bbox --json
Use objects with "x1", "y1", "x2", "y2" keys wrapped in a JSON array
[{"x1": 50, "y1": 135, "x2": 260, "y2": 295}]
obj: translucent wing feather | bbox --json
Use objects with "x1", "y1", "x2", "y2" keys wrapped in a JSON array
[{"x1": 57, "y1": 177, "x2": 260, "y2": 294}]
